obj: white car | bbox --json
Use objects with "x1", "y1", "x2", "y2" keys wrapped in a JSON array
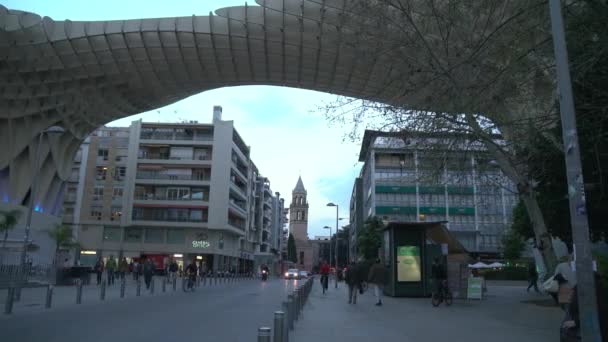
[
  {"x1": 284, "y1": 269, "x2": 300, "y2": 279},
  {"x1": 298, "y1": 271, "x2": 308, "y2": 279}
]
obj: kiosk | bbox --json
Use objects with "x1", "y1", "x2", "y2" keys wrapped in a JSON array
[{"x1": 382, "y1": 221, "x2": 469, "y2": 297}]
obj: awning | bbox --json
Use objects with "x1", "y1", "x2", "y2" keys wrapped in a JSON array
[{"x1": 468, "y1": 262, "x2": 490, "y2": 269}]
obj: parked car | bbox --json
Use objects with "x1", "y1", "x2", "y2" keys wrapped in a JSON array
[
  {"x1": 299, "y1": 270, "x2": 308, "y2": 279},
  {"x1": 284, "y1": 268, "x2": 300, "y2": 279}
]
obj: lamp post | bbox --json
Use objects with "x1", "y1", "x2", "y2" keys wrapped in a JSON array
[
  {"x1": 548, "y1": 1, "x2": 601, "y2": 341},
  {"x1": 323, "y1": 226, "x2": 332, "y2": 275},
  {"x1": 16, "y1": 126, "x2": 65, "y2": 299},
  {"x1": 327, "y1": 203, "x2": 339, "y2": 288}
]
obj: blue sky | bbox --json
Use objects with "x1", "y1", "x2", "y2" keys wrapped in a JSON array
[{"x1": 5, "y1": 0, "x2": 364, "y2": 237}]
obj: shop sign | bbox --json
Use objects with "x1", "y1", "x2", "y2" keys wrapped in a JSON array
[{"x1": 192, "y1": 240, "x2": 211, "y2": 248}]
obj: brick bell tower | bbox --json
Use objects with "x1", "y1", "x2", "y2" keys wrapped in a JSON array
[{"x1": 289, "y1": 176, "x2": 313, "y2": 271}]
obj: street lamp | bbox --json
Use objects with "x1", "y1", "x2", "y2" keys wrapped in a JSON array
[
  {"x1": 327, "y1": 202, "x2": 339, "y2": 288},
  {"x1": 323, "y1": 226, "x2": 332, "y2": 273},
  {"x1": 16, "y1": 125, "x2": 65, "y2": 299}
]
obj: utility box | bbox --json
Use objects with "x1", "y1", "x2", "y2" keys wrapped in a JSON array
[{"x1": 381, "y1": 221, "x2": 468, "y2": 297}]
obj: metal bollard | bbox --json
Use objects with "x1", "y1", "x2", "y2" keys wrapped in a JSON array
[
  {"x1": 287, "y1": 295, "x2": 295, "y2": 330},
  {"x1": 257, "y1": 327, "x2": 271, "y2": 342},
  {"x1": 173, "y1": 277, "x2": 177, "y2": 291},
  {"x1": 282, "y1": 302, "x2": 290, "y2": 342},
  {"x1": 136, "y1": 279, "x2": 141, "y2": 296},
  {"x1": 45, "y1": 285, "x2": 53, "y2": 309},
  {"x1": 215, "y1": 275, "x2": 218, "y2": 285},
  {"x1": 203, "y1": 274, "x2": 207, "y2": 286},
  {"x1": 150, "y1": 277, "x2": 155, "y2": 294},
  {"x1": 4, "y1": 287, "x2": 14, "y2": 314},
  {"x1": 181, "y1": 277, "x2": 186, "y2": 291},
  {"x1": 274, "y1": 311, "x2": 285, "y2": 342},
  {"x1": 162, "y1": 278, "x2": 166, "y2": 292},
  {"x1": 76, "y1": 279, "x2": 83, "y2": 304},
  {"x1": 120, "y1": 278, "x2": 126, "y2": 298},
  {"x1": 100, "y1": 280, "x2": 106, "y2": 301}
]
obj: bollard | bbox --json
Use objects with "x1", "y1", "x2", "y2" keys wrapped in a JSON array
[
  {"x1": 173, "y1": 277, "x2": 177, "y2": 291},
  {"x1": 100, "y1": 280, "x2": 106, "y2": 301},
  {"x1": 150, "y1": 277, "x2": 155, "y2": 294},
  {"x1": 120, "y1": 278, "x2": 126, "y2": 298},
  {"x1": 136, "y1": 279, "x2": 141, "y2": 296},
  {"x1": 203, "y1": 274, "x2": 207, "y2": 286},
  {"x1": 4, "y1": 287, "x2": 14, "y2": 314},
  {"x1": 45, "y1": 285, "x2": 53, "y2": 309},
  {"x1": 274, "y1": 311, "x2": 285, "y2": 342},
  {"x1": 257, "y1": 327, "x2": 271, "y2": 342},
  {"x1": 293, "y1": 290, "x2": 299, "y2": 321},
  {"x1": 181, "y1": 277, "x2": 186, "y2": 291},
  {"x1": 282, "y1": 302, "x2": 290, "y2": 342},
  {"x1": 215, "y1": 274, "x2": 218, "y2": 285},
  {"x1": 76, "y1": 279, "x2": 83, "y2": 304},
  {"x1": 162, "y1": 278, "x2": 166, "y2": 292},
  {"x1": 287, "y1": 295, "x2": 295, "y2": 330}
]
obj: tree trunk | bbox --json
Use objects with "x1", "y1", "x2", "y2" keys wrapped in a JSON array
[{"x1": 520, "y1": 188, "x2": 557, "y2": 277}]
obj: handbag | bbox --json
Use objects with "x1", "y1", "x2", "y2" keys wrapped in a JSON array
[{"x1": 543, "y1": 277, "x2": 559, "y2": 293}]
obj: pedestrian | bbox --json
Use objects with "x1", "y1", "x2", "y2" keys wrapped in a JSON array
[
  {"x1": 169, "y1": 260, "x2": 178, "y2": 283},
  {"x1": 143, "y1": 259, "x2": 154, "y2": 289},
  {"x1": 106, "y1": 255, "x2": 117, "y2": 286},
  {"x1": 119, "y1": 257, "x2": 129, "y2": 281},
  {"x1": 431, "y1": 257, "x2": 447, "y2": 295},
  {"x1": 561, "y1": 272, "x2": 607, "y2": 341},
  {"x1": 527, "y1": 262, "x2": 540, "y2": 293},
  {"x1": 553, "y1": 255, "x2": 577, "y2": 310},
  {"x1": 132, "y1": 260, "x2": 140, "y2": 281},
  {"x1": 94, "y1": 257, "x2": 104, "y2": 285},
  {"x1": 368, "y1": 258, "x2": 387, "y2": 306},
  {"x1": 345, "y1": 261, "x2": 361, "y2": 304}
]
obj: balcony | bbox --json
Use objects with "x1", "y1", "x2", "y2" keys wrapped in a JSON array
[
  {"x1": 132, "y1": 207, "x2": 208, "y2": 223},
  {"x1": 140, "y1": 128, "x2": 214, "y2": 141},
  {"x1": 136, "y1": 170, "x2": 210, "y2": 182},
  {"x1": 228, "y1": 215, "x2": 246, "y2": 230}
]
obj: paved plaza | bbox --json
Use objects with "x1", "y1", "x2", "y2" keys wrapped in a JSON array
[{"x1": 291, "y1": 280, "x2": 563, "y2": 342}]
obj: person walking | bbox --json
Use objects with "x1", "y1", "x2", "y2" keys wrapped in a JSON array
[
  {"x1": 554, "y1": 255, "x2": 577, "y2": 310},
  {"x1": 345, "y1": 261, "x2": 361, "y2": 304},
  {"x1": 368, "y1": 258, "x2": 387, "y2": 306},
  {"x1": 118, "y1": 257, "x2": 129, "y2": 281},
  {"x1": 169, "y1": 260, "x2": 178, "y2": 283},
  {"x1": 106, "y1": 255, "x2": 117, "y2": 286},
  {"x1": 143, "y1": 259, "x2": 154, "y2": 289},
  {"x1": 132, "y1": 260, "x2": 140, "y2": 281},
  {"x1": 319, "y1": 260, "x2": 330, "y2": 294},
  {"x1": 526, "y1": 262, "x2": 540, "y2": 293},
  {"x1": 94, "y1": 258, "x2": 104, "y2": 285},
  {"x1": 431, "y1": 257, "x2": 447, "y2": 296}
]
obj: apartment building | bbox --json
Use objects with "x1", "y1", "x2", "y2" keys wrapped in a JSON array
[
  {"x1": 64, "y1": 107, "x2": 284, "y2": 273},
  {"x1": 350, "y1": 130, "x2": 518, "y2": 258}
]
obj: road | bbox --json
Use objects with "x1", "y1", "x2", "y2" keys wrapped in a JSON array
[{"x1": 0, "y1": 278, "x2": 298, "y2": 342}]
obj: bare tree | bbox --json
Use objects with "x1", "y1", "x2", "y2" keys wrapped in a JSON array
[{"x1": 315, "y1": 0, "x2": 571, "y2": 270}]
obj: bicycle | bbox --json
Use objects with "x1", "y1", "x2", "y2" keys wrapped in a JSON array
[
  {"x1": 431, "y1": 279, "x2": 453, "y2": 307},
  {"x1": 183, "y1": 274, "x2": 196, "y2": 292}
]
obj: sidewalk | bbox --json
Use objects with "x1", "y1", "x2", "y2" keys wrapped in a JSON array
[
  {"x1": 291, "y1": 281, "x2": 562, "y2": 342},
  {"x1": 0, "y1": 275, "x2": 249, "y2": 316}
]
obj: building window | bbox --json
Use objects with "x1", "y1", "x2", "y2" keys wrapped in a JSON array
[
  {"x1": 96, "y1": 166, "x2": 108, "y2": 180},
  {"x1": 92, "y1": 186, "x2": 104, "y2": 201},
  {"x1": 112, "y1": 187, "x2": 123, "y2": 201},
  {"x1": 167, "y1": 229, "x2": 185, "y2": 244},
  {"x1": 113, "y1": 167, "x2": 126, "y2": 181},
  {"x1": 98, "y1": 149, "x2": 109, "y2": 160},
  {"x1": 299, "y1": 251, "x2": 304, "y2": 265},
  {"x1": 145, "y1": 228, "x2": 165, "y2": 243},
  {"x1": 167, "y1": 187, "x2": 190, "y2": 201},
  {"x1": 297, "y1": 211, "x2": 302, "y2": 220},
  {"x1": 124, "y1": 227, "x2": 142, "y2": 243},
  {"x1": 90, "y1": 206, "x2": 103, "y2": 220},
  {"x1": 110, "y1": 207, "x2": 122, "y2": 221},
  {"x1": 103, "y1": 226, "x2": 121, "y2": 241}
]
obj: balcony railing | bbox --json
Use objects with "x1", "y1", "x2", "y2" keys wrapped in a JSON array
[
  {"x1": 138, "y1": 152, "x2": 211, "y2": 161},
  {"x1": 132, "y1": 213, "x2": 207, "y2": 223},
  {"x1": 228, "y1": 218, "x2": 246, "y2": 230},
  {"x1": 140, "y1": 133, "x2": 214, "y2": 141},
  {"x1": 134, "y1": 194, "x2": 208, "y2": 201},
  {"x1": 136, "y1": 171, "x2": 210, "y2": 181}
]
